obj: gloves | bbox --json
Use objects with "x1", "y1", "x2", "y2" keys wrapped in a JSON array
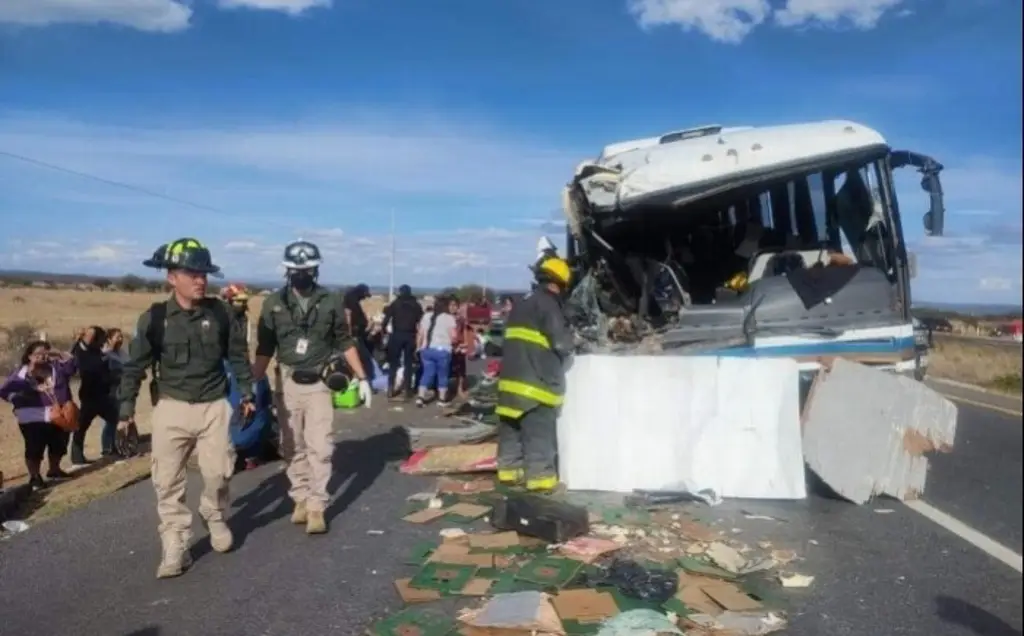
[{"x1": 358, "y1": 379, "x2": 373, "y2": 408}]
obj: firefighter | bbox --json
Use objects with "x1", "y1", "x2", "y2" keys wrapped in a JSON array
[{"x1": 494, "y1": 255, "x2": 574, "y2": 492}]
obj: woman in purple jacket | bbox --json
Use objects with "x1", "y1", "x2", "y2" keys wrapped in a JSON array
[{"x1": 0, "y1": 340, "x2": 77, "y2": 489}]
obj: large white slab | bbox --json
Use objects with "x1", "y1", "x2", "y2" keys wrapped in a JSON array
[
  {"x1": 557, "y1": 355, "x2": 806, "y2": 499},
  {"x1": 802, "y1": 359, "x2": 957, "y2": 504}
]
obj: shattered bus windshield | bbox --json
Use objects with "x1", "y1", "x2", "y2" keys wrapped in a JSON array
[{"x1": 562, "y1": 121, "x2": 945, "y2": 366}]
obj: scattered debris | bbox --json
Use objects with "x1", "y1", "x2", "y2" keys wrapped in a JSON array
[
  {"x1": 874, "y1": 508, "x2": 895, "y2": 514},
  {"x1": 802, "y1": 359, "x2": 957, "y2": 504},
  {"x1": 683, "y1": 610, "x2": 788, "y2": 634},
  {"x1": 777, "y1": 572, "x2": 815, "y2": 588},
  {"x1": 399, "y1": 443, "x2": 497, "y2": 475},
  {"x1": 457, "y1": 591, "x2": 566, "y2": 635},
  {"x1": 595, "y1": 609, "x2": 682, "y2": 635},
  {"x1": 705, "y1": 542, "x2": 748, "y2": 574},
  {"x1": 2, "y1": 520, "x2": 30, "y2": 534},
  {"x1": 556, "y1": 536, "x2": 622, "y2": 563}
]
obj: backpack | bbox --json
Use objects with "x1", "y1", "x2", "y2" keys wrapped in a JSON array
[{"x1": 145, "y1": 299, "x2": 231, "y2": 406}]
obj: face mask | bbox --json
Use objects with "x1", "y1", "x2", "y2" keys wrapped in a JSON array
[{"x1": 289, "y1": 270, "x2": 315, "y2": 291}]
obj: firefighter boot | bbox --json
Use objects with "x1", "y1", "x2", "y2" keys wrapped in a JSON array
[
  {"x1": 156, "y1": 532, "x2": 193, "y2": 579},
  {"x1": 306, "y1": 509, "x2": 327, "y2": 535},
  {"x1": 525, "y1": 475, "x2": 559, "y2": 493},
  {"x1": 291, "y1": 500, "x2": 307, "y2": 525},
  {"x1": 497, "y1": 468, "x2": 525, "y2": 486}
]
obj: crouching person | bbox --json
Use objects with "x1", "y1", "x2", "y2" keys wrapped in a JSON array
[
  {"x1": 251, "y1": 240, "x2": 371, "y2": 536},
  {"x1": 118, "y1": 238, "x2": 255, "y2": 579}
]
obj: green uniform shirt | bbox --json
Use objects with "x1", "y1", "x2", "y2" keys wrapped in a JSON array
[
  {"x1": 118, "y1": 296, "x2": 254, "y2": 420},
  {"x1": 255, "y1": 285, "x2": 355, "y2": 369}
]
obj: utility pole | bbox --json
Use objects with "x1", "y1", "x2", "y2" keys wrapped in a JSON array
[{"x1": 388, "y1": 209, "x2": 396, "y2": 302}]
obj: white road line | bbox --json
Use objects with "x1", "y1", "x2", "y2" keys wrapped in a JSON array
[
  {"x1": 904, "y1": 499, "x2": 1024, "y2": 573},
  {"x1": 944, "y1": 395, "x2": 1023, "y2": 418}
]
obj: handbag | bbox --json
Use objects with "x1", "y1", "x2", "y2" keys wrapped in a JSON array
[{"x1": 45, "y1": 389, "x2": 80, "y2": 433}]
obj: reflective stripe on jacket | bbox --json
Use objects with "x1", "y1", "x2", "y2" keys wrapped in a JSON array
[{"x1": 495, "y1": 288, "x2": 574, "y2": 419}]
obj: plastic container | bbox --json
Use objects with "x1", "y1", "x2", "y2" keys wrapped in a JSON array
[{"x1": 332, "y1": 385, "x2": 361, "y2": 409}]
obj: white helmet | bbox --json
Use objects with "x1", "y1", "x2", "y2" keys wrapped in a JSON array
[{"x1": 282, "y1": 240, "x2": 322, "y2": 270}]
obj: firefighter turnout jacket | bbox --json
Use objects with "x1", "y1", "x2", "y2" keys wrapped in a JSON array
[{"x1": 495, "y1": 288, "x2": 574, "y2": 419}]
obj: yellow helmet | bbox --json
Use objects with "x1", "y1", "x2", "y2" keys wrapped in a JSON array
[{"x1": 536, "y1": 256, "x2": 572, "y2": 287}]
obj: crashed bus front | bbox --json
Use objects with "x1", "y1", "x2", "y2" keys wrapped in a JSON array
[{"x1": 562, "y1": 120, "x2": 945, "y2": 375}]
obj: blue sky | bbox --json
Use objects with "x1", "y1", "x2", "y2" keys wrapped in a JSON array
[{"x1": 0, "y1": 0, "x2": 1020, "y2": 304}]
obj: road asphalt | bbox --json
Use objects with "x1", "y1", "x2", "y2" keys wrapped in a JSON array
[{"x1": 0, "y1": 384, "x2": 1020, "y2": 636}]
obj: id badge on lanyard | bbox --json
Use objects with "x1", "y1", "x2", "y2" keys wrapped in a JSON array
[{"x1": 295, "y1": 338, "x2": 309, "y2": 355}]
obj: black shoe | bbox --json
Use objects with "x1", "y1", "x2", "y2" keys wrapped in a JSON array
[
  {"x1": 71, "y1": 456, "x2": 90, "y2": 466},
  {"x1": 46, "y1": 469, "x2": 72, "y2": 480},
  {"x1": 29, "y1": 475, "x2": 48, "y2": 490}
]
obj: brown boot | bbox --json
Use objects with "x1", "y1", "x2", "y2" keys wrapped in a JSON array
[
  {"x1": 156, "y1": 532, "x2": 192, "y2": 579},
  {"x1": 290, "y1": 500, "x2": 307, "y2": 525},
  {"x1": 306, "y1": 509, "x2": 327, "y2": 535}
]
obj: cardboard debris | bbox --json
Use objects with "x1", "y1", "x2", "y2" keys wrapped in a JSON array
[
  {"x1": 394, "y1": 578, "x2": 442, "y2": 604},
  {"x1": 437, "y1": 476, "x2": 496, "y2": 495},
  {"x1": 457, "y1": 591, "x2": 566, "y2": 635},
  {"x1": 469, "y1": 531, "x2": 521, "y2": 550},
  {"x1": 404, "y1": 508, "x2": 449, "y2": 524},
  {"x1": 445, "y1": 502, "x2": 492, "y2": 521},
  {"x1": 400, "y1": 443, "x2": 498, "y2": 475},
  {"x1": 551, "y1": 589, "x2": 619, "y2": 623},
  {"x1": 705, "y1": 542, "x2": 748, "y2": 574},
  {"x1": 556, "y1": 536, "x2": 621, "y2": 563},
  {"x1": 427, "y1": 544, "x2": 496, "y2": 568},
  {"x1": 802, "y1": 359, "x2": 957, "y2": 504}
]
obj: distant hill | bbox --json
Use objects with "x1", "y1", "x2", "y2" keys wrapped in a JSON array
[
  {"x1": 0, "y1": 269, "x2": 524, "y2": 298},
  {"x1": 914, "y1": 301, "x2": 1023, "y2": 318}
]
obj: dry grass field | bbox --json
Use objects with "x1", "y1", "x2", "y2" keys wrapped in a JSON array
[
  {"x1": 0, "y1": 287, "x2": 387, "y2": 522},
  {"x1": 928, "y1": 334, "x2": 1023, "y2": 393}
]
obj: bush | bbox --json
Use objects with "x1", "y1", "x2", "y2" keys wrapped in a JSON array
[
  {"x1": 145, "y1": 281, "x2": 164, "y2": 293},
  {"x1": 989, "y1": 372, "x2": 1023, "y2": 394},
  {"x1": 119, "y1": 275, "x2": 146, "y2": 292},
  {"x1": 93, "y1": 278, "x2": 113, "y2": 289}
]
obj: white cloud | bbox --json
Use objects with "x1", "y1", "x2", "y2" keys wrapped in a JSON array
[
  {"x1": 979, "y1": 277, "x2": 1013, "y2": 291},
  {"x1": 217, "y1": 0, "x2": 331, "y2": 15},
  {"x1": 78, "y1": 244, "x2": 124, "y2": 262},
  {"x1": 0, "y1": 0, "x2": 192, "y2": 32},
  {"x1": 0, "y1": 0, "x2": 332, "y2": 32},
  {"x1": 628, "y1": 0, "x2": 770, "y2": 43},
  {"x1": 627, "y1": 0, "x2": 908, "y2": 42},
  {"x1": 773, "y1": 0, "x2": 905, "y2": 29}
]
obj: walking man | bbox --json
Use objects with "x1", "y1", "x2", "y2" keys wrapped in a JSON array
[
  {"x1": 251, "y1": 240, "x2": 371, "y2": 535},
  {"x1": 495, "y1": 256, "x2": 574, "y2": 492},
  {"x1": 382, "y1": 284, "x2": 423, "y2": 400},
  {"x1": 117, "y1": 238, "x2": 255, "y2": 579}
]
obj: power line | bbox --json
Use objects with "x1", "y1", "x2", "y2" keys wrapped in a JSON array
[{"x1": 0, "y1": 148, "x2": 229, "y2": 214}]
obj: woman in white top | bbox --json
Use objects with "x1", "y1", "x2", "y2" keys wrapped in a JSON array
[{"x1": 415, "y1": 299, "x2": 458, "y2": 408}]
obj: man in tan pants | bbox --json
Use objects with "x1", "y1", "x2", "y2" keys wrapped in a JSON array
[
  {"x1": 118, "y1": 238, "x2": 255, "y2": 579},
  {"x1": 252, "y1": 240, "x2": 371, "y2": 535}
]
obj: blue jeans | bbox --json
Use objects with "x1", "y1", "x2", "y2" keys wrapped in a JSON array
[{"x1": 418, "y1": 348, "x2": 452, "y2": 393}]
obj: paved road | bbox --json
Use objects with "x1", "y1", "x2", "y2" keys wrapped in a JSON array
[{"x1": 0, "y1": 388, "x2": 1021, "y2": 636}]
